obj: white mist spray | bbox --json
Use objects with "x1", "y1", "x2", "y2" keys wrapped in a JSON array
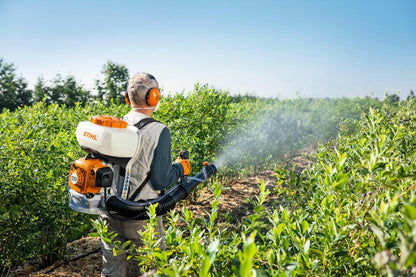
[{"x1": 213, "y1": 103, "x2": 339, "y2": 172}]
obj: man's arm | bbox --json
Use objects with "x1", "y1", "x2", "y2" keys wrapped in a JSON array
[{"x1": 149, "y1": 127, "x2": 184, "y2": 190}]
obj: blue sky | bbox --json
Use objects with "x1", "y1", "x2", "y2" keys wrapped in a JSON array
[{"x1": 0, "y1": 0, "x2": 415, "y2": 98}]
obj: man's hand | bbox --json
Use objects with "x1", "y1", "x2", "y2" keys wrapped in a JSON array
[{"x1": 175, "y1": 150, "x2": 190, "y2": 176}]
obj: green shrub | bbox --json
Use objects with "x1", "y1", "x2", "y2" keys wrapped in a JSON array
[{"x1": 0, "y1": 101, "x2": 128, "y2": 271}]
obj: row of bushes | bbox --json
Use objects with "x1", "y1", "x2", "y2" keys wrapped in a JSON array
[{"x1": 0, "y1": 85, "x2": 382, "y2": 272}]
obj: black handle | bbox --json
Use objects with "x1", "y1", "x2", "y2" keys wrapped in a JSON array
[{"x1": 179, "y1": 150, "x2": 189, "y2": 160}]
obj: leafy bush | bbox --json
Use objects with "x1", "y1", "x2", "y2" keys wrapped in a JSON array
[
  {"x1": 156, "y1": 84, "x2": 231, "y2": 173},
  {"x1": 0, "y1": 101, "x2": 128, "y2": 272}
]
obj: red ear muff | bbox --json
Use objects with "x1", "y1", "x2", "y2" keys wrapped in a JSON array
[
  {"x1": 146, "y1": 88, "x2": 160, "y2": 106},
  {"x1": 125, "y1": 92, "x2": 131, "y2": 106}
]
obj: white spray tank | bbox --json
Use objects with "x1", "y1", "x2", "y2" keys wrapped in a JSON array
[{"x1": 76, "y1": 116, "x2": 140, "y2": 157}]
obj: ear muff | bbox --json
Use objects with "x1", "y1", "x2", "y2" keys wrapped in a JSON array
[
  {"x1": 146, "y1": 87, "x2": 160, "y2": 106},
  {"x1": 127, "y1": 83, "x2": 160, "y2": 107},
  {"x1": 124, "y1": 92, "x2": 131, "y2": 106}
]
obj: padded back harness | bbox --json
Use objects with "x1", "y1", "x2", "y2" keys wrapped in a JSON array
[{"x1": 127, "y1": 117, "x2": 159, "y2": 201}]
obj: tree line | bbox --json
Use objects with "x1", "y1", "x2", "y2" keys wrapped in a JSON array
[
  {"x1": 1, "y1": 57, "x2": 414, "y2": 112},
  {"x1": 0, "y1": 58, "x2": 129, "y2": 111}
]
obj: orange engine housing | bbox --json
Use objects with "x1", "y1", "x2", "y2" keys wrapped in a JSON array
[{"x1": 68, "y1": 157, "x2": 113, "y2": 194}]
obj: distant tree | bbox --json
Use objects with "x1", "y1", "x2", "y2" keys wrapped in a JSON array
[
  {"x1": 385, "y1": 93, "x2": 400, "y2": 104},
  {"x1": 229, "y1": 93, "x2": 259, "y2": 103},
  {"x1": 95, "y1": 61, "x2": 129, "y2": 105},
  {"x1": 49, "y1": 75, "x2": 90, "y2": 107},
  {"x1": 49, "y1": 75, "x2": 66, "y2": 104},
  {"x1": 407, "y1": 90, "x2": 416, "y2": 101},
  {"x1": 0, "y1": 58, "x2": 32, "y2": 111},
  {"x1": 34, "y1": 75, "x2": 91, "y2": 106},
  {"x1": 62, "y1": 76, "x2": 90, "y2": 107},
  {"x1": 33, "y1": 77, "x2": 50, "y2": 104},
  {"x1": 15, "y1": 78, "x2": 32, "y2": 108}
]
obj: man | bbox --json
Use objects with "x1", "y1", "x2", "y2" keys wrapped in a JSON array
[{"x1": 100, "y1": 72, "x2": 190, "y2": 277}]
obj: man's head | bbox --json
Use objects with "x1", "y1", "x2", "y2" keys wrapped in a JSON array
[{"x1": 127, "y1": 72, "x2": 159, "y2": 107}]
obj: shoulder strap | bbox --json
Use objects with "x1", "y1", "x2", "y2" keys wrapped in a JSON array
[
  {"x1": 128, "y1": 117, "x2": 159, "y2": 201},
  {"x1": 128, "y1": 174, "x2": 151, "y2": 201},
  {"x1": 134, "y1": 117, "x2": 159, "y2": 130}
]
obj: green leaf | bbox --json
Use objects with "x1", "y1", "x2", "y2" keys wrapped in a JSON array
[
  {"x1": 200, "y1": 256, "x2": 211, "y2": 277},
  {"x1": 103, "y1": 237, "x2": 112, "y2": 244},
  {"x1": 301, "y1": 220, "x2": 309, "y2": 234},
  {"x1": 122, "y1": 241, "x2": 131, "y2": 249},
  {"x1": 304, "y1": 239, "x2": 311, "y2": 254},
  {"x1": 405, "y1": 251, "x2": 416, "y2": 268},
  {"x1": 403, "y1": 204, "x2": 416, "y2": 220},
  {"x1": 113, "y1": 248, "x2": 124, "y2": 256},
  {"x1": 275, "y1": 223, "x2": 285, "y2": 236}
]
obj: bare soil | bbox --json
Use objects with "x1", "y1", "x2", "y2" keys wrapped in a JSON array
[{"x1": 14, "y1": 153, "x2": 311, "y2": 277}]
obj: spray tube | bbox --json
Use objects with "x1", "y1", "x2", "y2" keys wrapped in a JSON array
[{"x1": 106, "y1": 163, "x2": 217, "y2": 220}]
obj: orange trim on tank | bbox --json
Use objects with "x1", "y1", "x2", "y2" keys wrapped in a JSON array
[{"x1": 90, "y1": 115, "x2": 128, "y2": 128}]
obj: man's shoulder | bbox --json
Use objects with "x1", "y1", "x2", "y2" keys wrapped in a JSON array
[
  {"x1": 134, "y1": 117, "x2": 164, "y2": 129},
  {"x1": 139, "y1": 120, "x2": 168, "y2": 139}
]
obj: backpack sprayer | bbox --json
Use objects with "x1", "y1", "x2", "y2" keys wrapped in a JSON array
[{"x1": 67, "y1": 115, "x2": 217, "y2": 220}]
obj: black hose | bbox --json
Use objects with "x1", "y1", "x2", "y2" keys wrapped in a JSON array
[
  {"x1": 45, "y1": 247, "x2": 101, "y2": 273},
  {"x1": 106, "y1": 163, "x2": 217, "y2": 220}
]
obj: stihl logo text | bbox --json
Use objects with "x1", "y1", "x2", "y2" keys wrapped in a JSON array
[{"x1": 83, "y1": 131, "x2": 97, "y2": 140}]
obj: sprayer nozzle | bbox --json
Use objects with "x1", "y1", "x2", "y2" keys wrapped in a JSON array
[
  {"x1": 208, "y1": 163, "x2": 217, "y2": 175},
  {"x1": 203, "y1": 161, "x2": 209, "y2": 166}
]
